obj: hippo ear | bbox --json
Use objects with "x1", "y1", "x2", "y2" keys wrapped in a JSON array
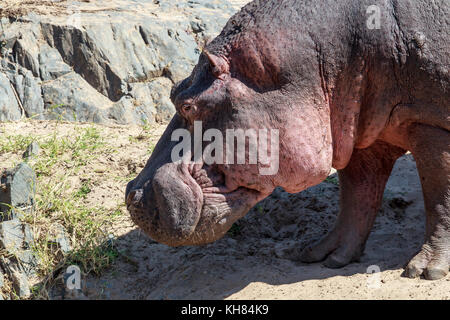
[{"x1": 203, "y1": 50, "x2": 229, "y2": 79}]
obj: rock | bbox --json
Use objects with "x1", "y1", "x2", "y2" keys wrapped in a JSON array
[
  {"x1": 8, "y1": 267, "x2": 30, "y2": 298},
  {"x1": 126, "y1": 84, "x2": 157, "y2": 123},
  {"x1": 0, "y1": 270, "x2": 4, "y2": 289},
  {"x1": 45, "y1": 223, "x2": 71, "y2": 256},
  {"x1": 41, "y1": 72, "x2": 112, "y2": 123},
  {"x1": 0, "y1": 219, "x2": 26, "y2": 251},
  {"x1": 38, "y1": 44, "x2": 72, "y2": 81},
  {"x1": 93, "y1": 165, "x2": 106, "y2": 174},
  {"x1": 149, "y1": 79, "x2": 177, "y2": 122},
  {"x1": 107, "y1": 97, "x2": 140, "y2": 125},
  {"x1": 0, "y1": 72, "x2": 22, "y2": 121},
  {"x1": 12, "y1": 32, "x2": 40, "y2": 78},
  {"x1": 129, "y1": 77, "x2": 175, "y2": 123},
  {"x1": 54, "y1": 224, "x2": 71, "y2": 254},
  {"x1": 0, "y1": 0, "x2": 241, "y2": 124},
  {"x1": 0, "y1": 163, "x2": 36, "y2": 221},
  {"x1": 0, "y1": 220, "x2": 37, "y2": 271},
  {"x1": 17, "y1": 251, "x2": 37, "y2": 277},
  {"x1": 22, "y1": 141, "x2": 40, "y2": 159},
  {"x1": 9, "y1": 67, "x2": 45, "y2": 119},
  {"x1": 0, "y1": 219, "x2": 37, "y2": 298}
]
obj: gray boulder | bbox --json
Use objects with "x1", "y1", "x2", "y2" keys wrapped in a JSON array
[
  {"x1": 0, "y1": 163, "x2": 36, "y2": 221},
  {"x1": 9, "y1": 68, "x2": 45, "y2": 119},
  {"x1": 0, "y1": 162, "x2": 39, "y2": 299},
  {"x1": 2, "y1": 262, "x2": 31, "y2": 298},
  {"x1": 0, "y1": 72, "x2": 22, "y2": 121},
  {"x1": 53, "y1": 223, "x2": 71, "y2": 255},
  {"x1": 38, "y1": 44, "x2": 72, "y2": 81},
  {"x1": 41, "y1": 71, "x2": 112, "y2": 123},
  {"x1": 0, "y1": 220, "x2": 28, "y2": 252},
  {"x1": 22, "y1": 141, "x2": 40, "y2": 159},
  {"x1": 0, "y1": 220, "x2": 37, "y2": 298}
]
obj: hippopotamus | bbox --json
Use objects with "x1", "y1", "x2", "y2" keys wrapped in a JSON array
[{"x1": 126, "y1": 0, "x2": 449, "y2": 280}]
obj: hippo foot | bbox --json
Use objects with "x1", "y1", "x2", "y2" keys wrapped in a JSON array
[
  {"x1": 295, "y1": 142, "x2": 404, "y2": 269},
  {"x1": 404, "y1": 243, "x2": 449, "y2": 280},
  {"x1": 296, "y1": 230, "x2": 364, "y2": 268}
]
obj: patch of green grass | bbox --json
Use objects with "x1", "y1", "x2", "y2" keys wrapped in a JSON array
[
  {"x1": 147, "y1": 142, "x2": 155, "y2": 155},
  {"x1": 0, "y1": 123, "x2": 124, "y2": 299},
  {"x1": 0, "y1": 134, "x2": 35, "y2": 153},
  {"x1": 33, "y1": 126, "x2": 106, "y2": 177},
  {"x1": 227, "y1": 223, "x2": 241, "y2": 237},
  {"x1": 325, "y1": 175, "x2": 339, "y2": 186},
  {"x1": 21, "y1": 171, "x2": 122, "y2": 277},
  {"x1": 128, "y1": 119, "x2": 153, "y2": 143},
  {"x1": 75, "y1": 180, "x2": 92, "y2": 199}
]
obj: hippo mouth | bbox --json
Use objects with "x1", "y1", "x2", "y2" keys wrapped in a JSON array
[
  {"x1": 125, "y1": 115, "x2": 267, "y2": 246},
  {"x1": 126, "y1": 159, "x2": 263, "y2": 247}
]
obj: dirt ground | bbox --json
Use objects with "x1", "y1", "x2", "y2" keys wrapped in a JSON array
[
  {"x1": 82, "y1": 146, "x2": 450, "y2": 300},
  {"x1": 0, "y1": 0, "x2": 69, "y2": 17},
  {"x1": 1, "y1": 118, "x2": 449, "y2": 300}
]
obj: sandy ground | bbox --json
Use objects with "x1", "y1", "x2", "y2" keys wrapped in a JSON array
[
  {"x1": 1, "y1": 124, "x2": 449, "y2": 300},
  {"x1": 78, "y1": 149, "x2": 449, "y2": 300}
]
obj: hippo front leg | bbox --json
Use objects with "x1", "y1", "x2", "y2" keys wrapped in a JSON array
[
  {"x1": 404, "y1": 124, "x2": 450, "y2": 280},
  {"x1": 299, "y1": 141, "x2": 405, "y2": 268}
]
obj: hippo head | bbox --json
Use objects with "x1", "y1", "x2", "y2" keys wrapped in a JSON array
[{"x1": 126, "y1": 49, "x2": 333, "y2": 247}]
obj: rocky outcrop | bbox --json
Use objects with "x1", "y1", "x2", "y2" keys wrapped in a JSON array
[
  {"x1": 0, "y1": 219, "x2": 36, "y2": 298},
  {"x1": 0, "y1": 158, "x2": 73, "y2": 299},
  {"x1": 0, "y1": 162, "x2": 37, "y2": 299},
  {"x1": 0, "y1": 0, "x2": 241, "y2": 124},
  {"x1": 0, "y1": 162, "x2": 36, "y2": 221}
]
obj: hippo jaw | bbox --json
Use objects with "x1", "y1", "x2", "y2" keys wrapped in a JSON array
[{"x1": 126, "y1": 157, "x2": 264, "y2": 247}]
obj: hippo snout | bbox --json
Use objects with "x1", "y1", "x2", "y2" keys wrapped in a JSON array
[
  {"x1": 125, "y1": 115, "x2": 267, "y2": 247},
  {"x1": 125, "y1": 162, "x2": 204, "y2": 246}
]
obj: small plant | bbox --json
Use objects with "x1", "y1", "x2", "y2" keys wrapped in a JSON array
[
  {"x1": 75, "y1": 180, "x2": 92, "y2": 199},
  {"x1": 147, "y1": 142, "x2": 156, "y2": 155},
  {"x1": 325, "y1": 175, "x2": 339, "y2": 186},
  {"x1": 0, "y1": 134, "x2": 34, "y2": 153},
  {"x1": 129, "y1": 119, "x2": 154, "y2": 143},
  {"x1": 227, "y1": 223, "x2": 241, "y2": 237},
  {"x1": 256, "y1": 204, "x2": 264, "y2": 214}
]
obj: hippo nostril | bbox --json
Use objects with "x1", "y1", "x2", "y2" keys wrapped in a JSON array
[{"x1": 126, "y1": 188, "x2": 144, "y2": 208}]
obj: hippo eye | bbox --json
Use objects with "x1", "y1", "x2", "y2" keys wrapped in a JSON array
[{"x1": 182, "y1": 104, "x2": 192, "y2": 113}]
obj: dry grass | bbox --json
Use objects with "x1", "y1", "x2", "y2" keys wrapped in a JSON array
[{"x1": 0, "y1": 117, "x2": 165, "y2": 299}]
